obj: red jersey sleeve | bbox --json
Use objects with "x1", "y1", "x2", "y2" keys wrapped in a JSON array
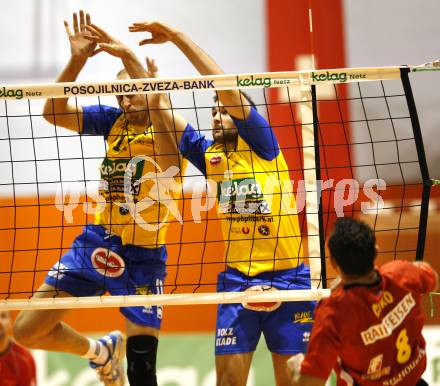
[
  {"x1": 14, "y1": 342, "x2": 37, "y2": 386},
  {"x1": 300, "y1": 299, "x2": 340, "y2": 380},
  {"x1": 0, "y1": 341, "x2": 37, "y2": 386},
  {"x1": 381, "y1": 260, "x2": 437, "y2": 294}
]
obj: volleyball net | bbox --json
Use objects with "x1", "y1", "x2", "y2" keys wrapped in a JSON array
[{"x1": 0, "y1": 62, "x2": 438, "y2": 310}]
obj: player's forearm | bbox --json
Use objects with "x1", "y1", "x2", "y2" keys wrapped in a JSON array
[
  {"x1": 171, "y1": 31, "x2": 224, "y2": 76},
  {"x1": 171, "y1": 32, "x2": 248, "y2": 119},
  {"x1": 149, "y1": 94, "x2": 186, "y2": 146},
  {"x1": 43, "y1": 56, "x2": 86, "y2": 121},
  {"x1": 148, "y1": 95, "x2": 181, "y2": 172},
  {"x1": 121, "y1": 50, "x2": 149, "y2": 80}
]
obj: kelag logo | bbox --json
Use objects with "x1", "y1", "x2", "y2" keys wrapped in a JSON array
[
  {"x1": 99, "y1": 158, "x2": 144, "y2": 179},
  {"x1": 311, "y1": 71, "x2": 347, "y2": 83},
  {"x1": 236, "y1": 75, "x2": 271, "y2": 88},
  {"x1": 218, "y1": 178, "x2": 263, "y2": 202},
  {"x1": 0, "y1": 87, "x2": 23, "y2": 99}
]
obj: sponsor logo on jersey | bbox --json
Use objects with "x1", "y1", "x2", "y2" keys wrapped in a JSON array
[
  {"x1": 119, "y1": 205, "x2": 130, "y2": 215},
  {"x1": 363, "y1": 354, "x2": 391, "y2": 381},
  {"x1": 47, "y1": 262, "x2": 69, "y2": 280},
  {"x1": 293, "y1": 311, "x2": 313, "y2": 324},
  {"x1": 136, "y1": 286, "x2": 152, "y2": 296},
  {"x1": 142, "y1": 306, "x2": 154, "y2": 315},
  {"x1": 218, "y1": 178, "x2": 271, "y2": 215},
  {"x1": 258, "y1": 224, "x2": 270, "y2": 236},
  {"x1": 302, "y1": 331, "x2": 311, "y2": 343},
  {"x1": 382, "y1": 347, "x2": 425, "y2": 385},
  {"x1": 361, "y1": 293, "x2": 415, "y2": 345},
  {"x1": 216, "y1": 327, "x2": 237, "y2": 347},
  {"x1": 137, "y1": 279, "x2": 164, "y2": 320},
  {"x1": 100, "y1": 158, "x2": 142, "y2": 178},
  {"x1": 91, "y1": 248, "x2": 125, "y2": 278},
  {"x1": 372, "y1": 291, "x2": 394, "y2": 318},
  {"x1": 99, "y1": 158, "x2": 145, "y2": 199},
  {"x1": 241, "y1": 226, "x2": 250, "y2": 234},
  {"x1": 242, "y1": 285, "x2": 281, "y2": 312},
  {"x1": 209, "y1": 155, "x2": 222, "y2": 165}
]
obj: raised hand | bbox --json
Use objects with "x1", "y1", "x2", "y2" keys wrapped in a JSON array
[
  {"x1": 129, "y1": 21, "x2": 178, "y2": 45},
  {"x1": 146, "y1": 57, "x2": 158, "y2": 78},
  {"x1": 64, "y1": 10, "x2": 97, "y2": 59},
  {"x1": 85, "y1": 24, "x2": 130, "y2": 58}
]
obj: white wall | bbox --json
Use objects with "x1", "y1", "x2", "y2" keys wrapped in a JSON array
[
  {"x1": 2, "y1": 0, "x2": 440, "y2": 196},
  {"x1": 344, "y1": 0, "x2": 440, "y2": 182},
  {"x1": 0, "y1": 0, "x2": 266, "y2": 196}
]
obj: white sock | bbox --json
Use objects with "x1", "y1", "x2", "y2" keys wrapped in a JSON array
[{"x1": 82, "y1": 338, "x2": 109, "y2": 365}]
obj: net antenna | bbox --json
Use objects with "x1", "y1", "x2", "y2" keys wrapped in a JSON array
[
  {"x1": 298, "y1": 4, "x2": 325, "y2": 289},
  {"x1": 0, "y1": 61, "x2": 438, "y2": 311}
]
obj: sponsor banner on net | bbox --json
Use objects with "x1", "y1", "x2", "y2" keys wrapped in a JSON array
[
  {"x1": 0, "y1": 87, "x2": 23, "y2": 99},
  {"x1": 62, "y1": 79, "x2": 217, "y2": 97},
  {"x1": 309, "y1": 70, "x2": 368, "y2": 83}
]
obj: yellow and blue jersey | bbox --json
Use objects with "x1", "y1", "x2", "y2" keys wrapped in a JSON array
[
  {"x1": 82, "y1": 105, "x2": 183, "y2": 248},
  {"x1": 179, "y1": 107, "x2": 303, "y2": 276}
]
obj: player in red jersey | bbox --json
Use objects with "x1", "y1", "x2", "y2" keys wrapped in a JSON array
[
  {"x1": 288, "y1": 217, "x2": 438, "y2": 386},
  {"x1": 0, "y1": 311, "x2": 36, "y2": 386}
]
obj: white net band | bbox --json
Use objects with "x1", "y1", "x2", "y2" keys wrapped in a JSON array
[
  {"x1": 0, "y1": 289, "x2": 331, "y2": 311},
  {"x1": 0, "y1": 65, "x2": 424, "y2": 100}
]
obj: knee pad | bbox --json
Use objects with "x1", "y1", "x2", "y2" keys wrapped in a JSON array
[{"x1": 126, "y1": 335, "x2": 158, "y2": 386}]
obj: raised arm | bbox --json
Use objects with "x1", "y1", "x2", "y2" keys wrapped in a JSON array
[
  {"x1": 144, "y1": 58, "x2": 187, "y2": 173},
  {"x1": 129, "y1": 21, "x2": 251, "y2": 120},
  {"x1": 42, "y1": 10, "x2": 98, "y2": 132},
  {"x1": 85, "y1": 25, "x2": 186, "y2": 173},
  {"x1": 84, "y1": 23, "x2": 148, "y2": 80}
]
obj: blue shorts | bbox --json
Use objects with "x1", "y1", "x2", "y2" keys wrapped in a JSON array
[
  {"x1": 215, "y1": 264, "x2": 315, "y2": 355},
  {"x1": 45, "y1": 224, "x2": 167, "y2": 328}
]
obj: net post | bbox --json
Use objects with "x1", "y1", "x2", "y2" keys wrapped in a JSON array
[
  {"x1": 400, "y1": 68, "x2": 431, "y2": 261},
  {"x1": 311, "y1": 85, "x2": 327, "y2": 289},
  {"x1": 300, "y1": 82, "x2": 322, "y2": 288}
]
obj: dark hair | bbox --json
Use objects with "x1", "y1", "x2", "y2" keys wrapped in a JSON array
[
  {"x1": 213, "y1": 91, "x2": 257, "y2": 111},
  {"x1": 328, "y1": 217, "x2": 376, "y2": 276}
]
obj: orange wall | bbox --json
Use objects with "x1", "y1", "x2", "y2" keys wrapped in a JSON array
[
  {"x1": 0, "y1": 194, "x2": 222, "y2": 332},
  {"x1": 2, "y1": 192, "x2": 439, "y2": 333}
]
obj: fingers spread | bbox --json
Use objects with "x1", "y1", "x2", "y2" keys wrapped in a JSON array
[
  {"x1": 64, "y1": 21, "x2": 73, "y2": 37},
  {"x1": 85, "y1": 25, "x2": 101, "y2": 38},
  {"x1": 146, "y1": 57, "x2": 158, "y2": 75},
  {"x1": 91, "y1": 47, "x2": 104, "y2": 57},
  {"x1": 83, "y1": 35, "x2": 100, "y2": 42},
  {"x1": 139, "y1": 38, "x2": 154, "y2": 46},
  {"x1": 89, "y1": 23, "x2": 109, "y2": 37},
  {"x1": 98, "y1": 43, "x2": 113, "y2": 51},
  {"x1": 72, "y1": 12, "x2": 79, "y2": 34},
  {"x1": 146, "y1": 57, "x2": 158, "y2": 77},
  {"x1": 79, "y1": 10, "x2": 86, "y2": 32},
  {"x1": 129, "y1": 22, "x2": 152, "y2": 32}
]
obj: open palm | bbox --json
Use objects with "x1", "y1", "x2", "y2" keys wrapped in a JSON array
[
  {"x1": 64, "y1": 10, "x2": 97, "y2": 58},
  {"x1": 129, "y1": 21, "x2": 177, "y2": 45},
  {"x1": 84, "y1": 24, "x2": 129, "y2": 58}
]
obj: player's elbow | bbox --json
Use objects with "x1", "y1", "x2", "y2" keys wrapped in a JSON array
[
  {"x1": 13, "y1": 314, "x2": 41, "y2": 348},
  {"x1": 42, "y1": 101, "x2": 56, "y2": 125},
  {"x1": 413, "y1": 261, "x2": 439, "y2": 292}
]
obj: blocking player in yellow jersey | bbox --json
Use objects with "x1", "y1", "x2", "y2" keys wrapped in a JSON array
[
  {"x1": 14, "y1": 11, "x2": 183, "y2": 386},
  {"x1": 130, "y1": 21, "x2": 315, "y2": 386}
]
